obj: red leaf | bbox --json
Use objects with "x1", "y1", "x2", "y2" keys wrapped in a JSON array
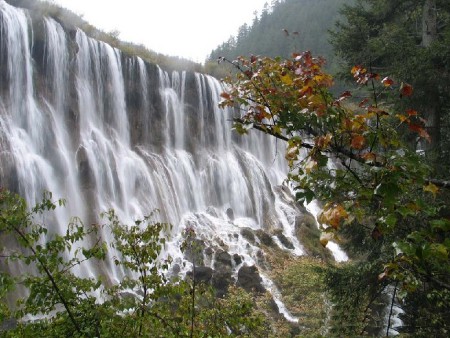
[
  {"x1": 358, "y1": 98, "x2": 369, "y2": 108},
  {"x1": 334, "y1": 91, "x2": 352, "y2": 105},
  {"x1": 409, "y1": 124, "x2": 431, "y2": 142},
  {"x1": 400, "y1": 82, "x2": 413, "y2": 97},
  {"x1": 244, "y1": 70, "x2": 253, "y2": 78},
  {"x1": 406, "y1": 109, "x2": 418, "y2": 116},
  {"x1": 220, "y1": 92, "x2": 231, "y2": 100}
]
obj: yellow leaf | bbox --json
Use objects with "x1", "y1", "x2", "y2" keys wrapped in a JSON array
[
  {"x1": 319, "y1": 232, "x2": 333, "y2": 247},
  {"x1": 280, "y1": 73, "x2": 293, "y2": 85},
  {"x1": 285, "y1": 145, "x2": 299, "y2": 161},
  {"x1": 423, "y1": 182, "x2": 439, "y2": 198},
  {"x1": 272, "y1": 125, "x2": 282, "y2": 135},
  {"x1": 305, "y1": 160, "x2": 317, "y2": 174},
  {"x1": 319, "y1": 204, "x2": 348, "y2": 229},
  {"x1": 315, "y1": 133, "x2": 332, "y2": 149}
]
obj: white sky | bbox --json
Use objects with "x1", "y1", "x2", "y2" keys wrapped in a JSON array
[{"x1": 52, "y1": 0, "x2": 269, "y2": 63}]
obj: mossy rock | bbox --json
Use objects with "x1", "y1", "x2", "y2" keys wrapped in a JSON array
[
  {"x1": 255, "y1": 229, "x2": 275, "y2": 247},
  {"x1": 295, "y1": 215, "x2": 332, "y2": 261},
  {"x1": 273, "y1": 229, "x2": 295, "y2": 250},
  {"x1": 240, "y1": 227, "x2": 256, "y2": 244}
]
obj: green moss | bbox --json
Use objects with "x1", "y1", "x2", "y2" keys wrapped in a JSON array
[
  {"x1": 295, "y1": 215, "x2": 333, "y2": 261},
  {"x1": 264, "y1": 253, "x2": 329, "y2": 337}
]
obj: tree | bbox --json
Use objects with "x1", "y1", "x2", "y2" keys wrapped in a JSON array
[
  {"x1": 330, "y1": 0, "x2": 450, "y2": 174},
  {"x1": 0, "y1": 189, "x2": 269, "y2": 337},
  {"x1": 219, "y1": 52, "x2": 450, "y2": 335}
]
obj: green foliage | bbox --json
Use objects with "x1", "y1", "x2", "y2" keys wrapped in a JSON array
[
  {"x1": 0, "y1": 190, "x2": 268, "y2": 337},
  {"x1": 219, "y1": 51, "x2": 450, "y2": 335},
  {"x1": 330, "y1": 0, "x2": 450, "y2": 172}
]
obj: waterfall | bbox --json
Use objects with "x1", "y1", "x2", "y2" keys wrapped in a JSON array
[{"x1": 0, "y1": 0, "x2": 325, "y2": 322}]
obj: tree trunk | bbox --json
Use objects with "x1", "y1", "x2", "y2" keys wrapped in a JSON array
[
  {"x1": 422, "y1": 0, "x2": 437, "y2": 48},
  {"x1": 421, "y1": 0, "x2": 440, "y2": 154}
]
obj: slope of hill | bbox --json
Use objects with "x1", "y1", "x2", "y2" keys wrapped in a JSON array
[{"x1": 206, "y1": 0, "x2": 352, "y2": 77}]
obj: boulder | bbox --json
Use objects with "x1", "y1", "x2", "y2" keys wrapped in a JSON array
[
  {"x1": 212, "y1": 270, "x2": 233, "y2": 298},
  {"x1": 255, "y1": 229, "x2": 274, "y2": 247},
  {"x1": 240, "y1": 227, "x2": 256, "y2": 244},
  {"x1": 186, "y1": 266, "x2": 213, "y2": 283},
  {"x1": 274, "y1": 229, "x2": 295, "y2": 250},
  {"x1": 236, "y1": 265, "x2": 265, "y2": 293},
  {"x1": 214, "y1": 250, "x2": 232, "y2": 273},
  {"x1": 226, "y1": 207, "x2": 234, "y2": 221}
]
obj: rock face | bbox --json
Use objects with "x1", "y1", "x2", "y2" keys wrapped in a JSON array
[{"x1": 237, "y1": 265, "x2": 266, "y2": 293}]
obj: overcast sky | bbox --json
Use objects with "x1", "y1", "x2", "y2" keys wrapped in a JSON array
[{"x1": 52, "y1": 0, "x2": 269, "y2": 63}]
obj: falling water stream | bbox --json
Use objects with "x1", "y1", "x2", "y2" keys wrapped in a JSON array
[{"x1": 0, "y1": 0, "x2": 348, "y2": 324}]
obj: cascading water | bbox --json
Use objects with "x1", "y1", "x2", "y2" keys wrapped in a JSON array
[{"x1": 0, "y1": 0, "x2": 342, "y2": 323}]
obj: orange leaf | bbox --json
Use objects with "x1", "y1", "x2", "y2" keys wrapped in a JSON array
[
  {"x1": 319, "y1": 232, "x2": 333, "y2": 247},
  {"x1": 368, "y1": 106, "x2": 388, "y2": 116},
  {"x1": 315, "y1": 133, "x2": 333, "y2": 149},
  {"x1": 305, "y1": 160, "x2": 318, "y2": 174},
  {"x1": 351, "y1": 134, "x2": 365, "y2": 149},
  {"x1": 381, "y1": 77, "x2": 394, "y2": 87},
  {"x1": 220, "y1": 92, "x2": 231, "y2": 100},
  {"x1": 319, "y1": 204, "x2": 348, "y2": 229},
  {"x1": 396, "y1": 114, "x2": 409, "y2": 123},
  {"x1": 351, "y1": 65, "x2": 366, "y2": 75},
  {"x1": 299, "y1": 85, "x2": 313, "y2": 97},
  {"x1": 358, "y1": 98, "x2": 369, "y2": 108},
  {"x1": 361, "y1": 152, "x2": 376, "y2": 163}
]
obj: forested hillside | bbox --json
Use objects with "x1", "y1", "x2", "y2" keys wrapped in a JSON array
[{"x1": 207, "y1": 0, "x2": 351, "y2": 75}]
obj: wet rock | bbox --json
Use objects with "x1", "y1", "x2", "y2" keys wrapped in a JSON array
[
  {"x1": 212, "y1": 270, "x2": 233, "y2": 298},
  {"x1": 233, "y1": 253, "x2": 242, "y2": 266},
  {"x1": 76, "y1": 146, "x2": 94, "y2": 189},
  {"x1": 240, "y1": 227, "x2": 256, "y2": 244},
  {"x1": 255, "y1": 229, "x2": 274, "y2": 247},
  {"x1": 214, "y1": 250, "x2": 232, "y2": 273},
  {"x1": 295, "y1": 214, "x2": 332, "y2": 260},
  {"x1": 274, "y1": 229, "x2": 295, "y2": 250},
  {"x1": 171, "y1": 263, "x2": 181, "y2": 276},
  {"x1": 204, "y1": 246, "x2": 214, "y2": 256},
  {"x1": 295, "y1": 213, "x2": 317, "y2": 231},
  {"x1": 184, "y1": 238, "x2": 205, "y2": 266},
  {"x1": 0, "y1": 318, "x2": 17, "y2": 332},
  {"x1": 206, "y1": 206, "x2": 218, "y2": 217},
  {"x1": 256, "y1": 249, "x2": 269, "y2": 269},
  {"x1": 226, "y1": 207, "x2": 234, "y2": 221},
  {"x1": 186, "y1": 266, "x2": 213, "y2": 283},
  {"x1": 236, "y1": 265, "x2": 265, "y2": 293}
]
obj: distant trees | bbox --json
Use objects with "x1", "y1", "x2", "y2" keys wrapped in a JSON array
[{"x1": 207, "y1": 0, "x2": 350, "y2": 77}]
